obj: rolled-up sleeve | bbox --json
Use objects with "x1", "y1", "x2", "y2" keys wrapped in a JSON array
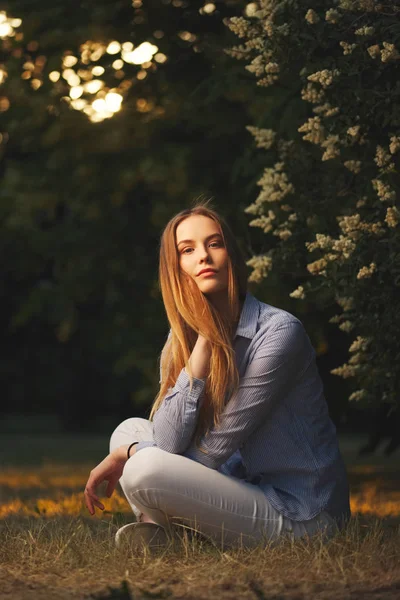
[
  {"x1": 135, "y1": 366, "x2": 207, "y2": 454},
  {"x1": 134, "y1": 440, "x2": 157, "y2": 453},
  {"x1": 181, "y1": 320, "x2": 311, "y2": 470}
]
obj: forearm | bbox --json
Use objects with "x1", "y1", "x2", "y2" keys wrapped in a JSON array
[
  {"x1": 113, "y1": 443, "x2": 137, "y2": 461},
  {"x1": 129, "y1": 335, "x2": 211, "y2": 456},
  {"x1": 144, "y1": 335, "x2": 210, "y2": 454},
  {"x1": 188, "y1": 334, "x2": 212, "y2": 379}
]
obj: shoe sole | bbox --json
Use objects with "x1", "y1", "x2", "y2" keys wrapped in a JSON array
[
  {"x1": 116, "y1": 522, "x2": 169, "y2": 551},
  {"x1": 116, "y1": 521, "x2": 211, "y2": 553}
]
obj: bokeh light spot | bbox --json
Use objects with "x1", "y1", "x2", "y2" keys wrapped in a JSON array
[
  {"x1": 106, "y1": 41, "x2": 121, "y2": 55},
  {"x1": 49, "y1": 71, "x2": 60, "y2": 82}
]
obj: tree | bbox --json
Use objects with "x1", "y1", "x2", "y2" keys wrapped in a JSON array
[
  {"x1": 0, "y1": 1, "x2": 266, "y2": 425},
  {"x1": 225, "y1": 0, "x2": 400, "y2": 412}
]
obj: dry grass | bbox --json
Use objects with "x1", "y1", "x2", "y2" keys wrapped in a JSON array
[
  {"x1": 1, "y1": 433, "x2": 399, "y2": 599},
  {"x1": 1, "y1": 513, "x2": 399, "y2": 600}
]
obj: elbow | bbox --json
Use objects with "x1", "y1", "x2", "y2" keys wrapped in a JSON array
[
  {"x1": 152, "y1": 414, "x2": 196, "y2": 454},
  {"x1": 204, "y1": 457, "x2": 220, "y2": 470},
  {"x1": 153, "y1": 432, "x2": 190, "y2": 455},
  {"x1": 188, "y1": 447, "x2": 220, "y2": 470}
]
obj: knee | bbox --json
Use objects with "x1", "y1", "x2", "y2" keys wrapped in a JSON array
[
  {"x1": 109, "y1": 417, "x2": 149, "y2": 454},
  {"x1": 122, "y1": 447, "x2": 168, "y2": 491}
]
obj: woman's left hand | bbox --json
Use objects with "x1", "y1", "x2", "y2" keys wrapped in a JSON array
[{"x1": 84, "y1": 446, "x2": 130, "y2": 515}]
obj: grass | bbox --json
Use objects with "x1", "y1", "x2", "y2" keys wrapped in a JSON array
[{"x1": 0, "y1": 433, "x2": 399, "y2": 599}]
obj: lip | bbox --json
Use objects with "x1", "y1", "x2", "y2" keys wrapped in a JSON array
[{"x1": 197, "y1": 269, "x2": 217, "y2": 277}]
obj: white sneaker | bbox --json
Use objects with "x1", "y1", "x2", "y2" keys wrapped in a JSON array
[{"x1": 115, "y1": 522, "x2": 169, "y2": 551}]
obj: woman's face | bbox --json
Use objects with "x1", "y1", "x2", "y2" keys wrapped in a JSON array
[{"x1": 176, "y1": 215, "x2": 229, "y2": 296}]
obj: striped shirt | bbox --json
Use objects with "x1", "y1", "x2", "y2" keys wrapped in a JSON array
[{"x1": 135, "y1": 291, "x2": 351, "y2": 525}]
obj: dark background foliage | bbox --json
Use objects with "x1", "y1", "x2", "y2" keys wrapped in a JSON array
[{"x1": 0, "y1": 0, "x2": 365, "y2": 435}]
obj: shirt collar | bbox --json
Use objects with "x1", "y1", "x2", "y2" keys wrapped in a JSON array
[{"x1": 234, "y1": 291, "x2": 260, "y2": 340}]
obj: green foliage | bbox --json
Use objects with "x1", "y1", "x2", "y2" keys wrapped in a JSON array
[
  {"x1": 0, "y1": 0, "x2": 267, "y2": 422},
  {"x1": 225, "y1": 0, "x2": 400, "y2": 409}
]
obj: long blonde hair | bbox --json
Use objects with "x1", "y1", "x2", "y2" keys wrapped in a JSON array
[{"x1": 148, "y1": 197, "x2": 249, "y2": 452}]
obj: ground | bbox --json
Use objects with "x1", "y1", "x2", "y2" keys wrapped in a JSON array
[{"x1": 0, "y1": 432, "x2": 399, "y2": 599}]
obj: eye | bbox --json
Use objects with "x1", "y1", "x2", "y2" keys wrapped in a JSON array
[{"x1": 182, "y1": 241, "x2": 222, "y2": 254}]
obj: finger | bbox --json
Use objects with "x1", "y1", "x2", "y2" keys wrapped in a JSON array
[
  {"x1": 84, "y1": 493, "x2": 94, "y2": 515},
  {"x1": 84, "y1": 487, "x2": 100, "y2": 514},
  {"x1": 85, "y1": 489, "x2": 105, "y2": 511},
  {"x1": 105, "y1": 480, "x2": 115, "y2": 497},
  {"x1": 93, "y1": 498, "x2": 105, "y2": 510}
]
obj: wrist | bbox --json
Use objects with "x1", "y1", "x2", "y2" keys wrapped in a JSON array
[
  {"x1": 114, "y1": 444, "x2": 135, "y2": 461},
  {"x1": 197, "y1": 335, "x2": 211, "y2": 350}
]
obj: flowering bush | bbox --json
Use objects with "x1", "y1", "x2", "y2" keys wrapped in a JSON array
[{"x1": 225, "y1": 1, "x2": 400, "y2": 410}]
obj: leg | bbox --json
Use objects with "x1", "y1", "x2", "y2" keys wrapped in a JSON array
[
  {"x1": 121, "y1": 446, "x2": 337, "y2": 550},
  {"x1": 109, "y1": 417, "x2": 156, "y2": 522}
]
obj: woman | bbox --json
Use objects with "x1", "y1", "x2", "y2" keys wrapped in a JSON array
[{"x1": 84, "y1": 199, "x2": 351, "y2": 551}]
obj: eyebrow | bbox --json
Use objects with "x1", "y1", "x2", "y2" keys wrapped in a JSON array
[{"x1": 177, "y1": 233, "x2": 222, "y2": 247}]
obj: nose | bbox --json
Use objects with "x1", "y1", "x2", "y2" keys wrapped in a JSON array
[{"x1": 199, "y1": 245, "x2": 212, "y2": 263}]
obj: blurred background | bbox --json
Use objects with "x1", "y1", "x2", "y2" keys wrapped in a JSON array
[{"x1": 0, "y1": 0, "x2": 388, "y2": 444}]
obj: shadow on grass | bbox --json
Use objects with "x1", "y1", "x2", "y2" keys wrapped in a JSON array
[
  {"x1": 85, "y1": 577, "x2": 400, "y2": 600},
  {"x1": 85, "y1": 580, "x2": 132, "y2": 599}
]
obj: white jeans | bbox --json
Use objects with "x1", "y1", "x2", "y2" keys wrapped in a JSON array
[{"x1": 110, "y1": 417, "x2": 338, "y2": 550}]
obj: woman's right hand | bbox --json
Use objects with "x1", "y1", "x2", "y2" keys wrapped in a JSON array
[
  {"x1": 188, "y1": 334, "x2": 212, "y2": 379},
  {"x1": 84, "y1": 449, "x2": 127, "y2": 515}
]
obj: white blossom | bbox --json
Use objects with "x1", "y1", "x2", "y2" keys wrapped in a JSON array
[
  {"x1": 340, "y1": 41, "x2": 357, "y2": 55},
  {"x1": 367, "y1": 44, "x2": 380, "y2": 59},
  {"x1": 246, "y1": 126, "x2": 276, "y2": 149},
  {"x1": 389, "y1": 135, "x2": 400, "y2": 155},
  {"x1": 336, "y1": 296, "x2": 355, "y2": 311},
  {"x1": 290, "y1": 285, "x2": 306, "y2": 299},
  {"x1": 298, "y1": 116, "x2": 325, "y2": 145},
  {"x1": 344, "y1": 160, "x2": 362, "y2": 173},
  {"x1": 374, "y1": 145, "x2": 393, "y2": 170},
  {"x1": 227, "y1": 16, "x2": 251, "y2": 39},
  {"x1": 325, "y1": 9, "x2": 341, "y2": 23},
  {"x1": 306, "y1": 258, "x2": 327, "y2": 275},
  {"x1": 274, "y1": 228, "x2": 292, "y2": 240},
  {"x1": 246, "y1": 253, "x2": 273, "y2": 283},
  {"x1": 305, "y1": 233, "x2": 334, "y2": 252},
  {"x1": 349, "y1": 389, "x2": 367, "y2": 401},
  {"x1": 313, "y1": 103, "x2": 339, "y2": 117},
  {"x1": 339, "y1": 320, "x2": 354, "y2": 332},
  {"x1": 380, "y1": 42, "x2": 400, "y2": 63},
  {"x1": 385, "y1": 206, "x2": 399, "y2": 228},
  {"x1": 354, "y1": 26, "x2": 375, "y2": 36},
  {"x1": 305, "y1": 9, "x2": 320, "y2": 24},
  {"x1": 330, "y1": 363, "x2": 360, "y2": 378},
  {"x1": 371, "y1": 178, "x2": 396, "y2": 202},
  {"x1": 301, "y1": 82, "x2": 325, "y2": 104},
  {"x1": 307, "y1": 69, "x2": 340, "y2": 88},
  {"x1": 349, "y1": 336, "x2": 371, "y2": 352},
  {"x1": 356, "y1": 262, "x2": 376, "y2": 279}
]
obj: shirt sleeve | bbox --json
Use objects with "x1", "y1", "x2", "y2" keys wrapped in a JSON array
[
  {"x1": 134, "y1": 440, "x2": 157, "y2": 453},
  {"x1": 181, "y1": 319, "x2": 311, "y2": 470},
  {"x1": 135, "y1": 365, "x2": 207, "y2": 454},
  {"x1": 217, "y1": 448, "x2": 247, "y2": 479}
]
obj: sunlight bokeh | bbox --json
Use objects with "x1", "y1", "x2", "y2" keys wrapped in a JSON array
[
  {"x1": 61, "y1": 39, "x2": 160, "y2": 122},
  {"x1": 0, "y1": 11, "x2": 21, "y2": 38},
  {"x1": 0, "y1": 10, "x2": 165, "y2": 122}
]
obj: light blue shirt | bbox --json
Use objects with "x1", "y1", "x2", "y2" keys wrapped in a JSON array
[{"x1": 135, "y1": 291, "x2": 351, "y2": 525}]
